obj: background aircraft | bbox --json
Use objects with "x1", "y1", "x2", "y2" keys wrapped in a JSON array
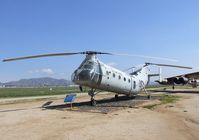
[{"x1": 156, "y1": 68, "x2": 199, "y2": 89}]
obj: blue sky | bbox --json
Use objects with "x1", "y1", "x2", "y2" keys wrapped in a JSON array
[{"x1": 1, "y1": 0, "x2": 199, "y2": 82}]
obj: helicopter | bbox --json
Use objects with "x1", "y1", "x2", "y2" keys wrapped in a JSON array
[{"x1": 2, "y1": 51, "x2": 192, "y2": 106}]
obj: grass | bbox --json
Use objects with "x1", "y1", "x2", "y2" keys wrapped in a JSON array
[
  {"x1": 147, "y1": 85, "x2": 195, "y2": 90},
  {"x1": 159, "y1": 94, "x2": 180, "y2": 104},
  {"x1": 143, "y1": 94, "x2": 180, "y2": 110},
  {"x1": 143, "y1": 104, "x2": 158, "y2": 110},
  {"x1": 0, "y1": 86, "x2": 184, "y2": 100},
  {"x1": 0, "y1": 87, "x2": 86, "y2": 98}
]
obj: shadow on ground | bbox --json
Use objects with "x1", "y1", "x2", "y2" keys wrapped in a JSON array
[
  {"x1": 150, "y1": 89, "x2": 199, "y2": 94},
  {"x1": 0, "y1": 95, "x2": 161, "y2": 114},
  {"x1": 43, "y1": 95, "x2": 160, "y2": 114}
]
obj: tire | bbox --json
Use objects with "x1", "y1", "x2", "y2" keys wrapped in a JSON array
[
  {"x1": 147, "y1": 95, "x2": 151, "y2": 100},
  {"x1": 91, "y1": 99, "x2": 96, "y2": 106},
  {"x1": 115, "y1": 94, "x2": 119, "y2": 100}
]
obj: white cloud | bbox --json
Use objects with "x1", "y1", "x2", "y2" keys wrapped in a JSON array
[
  {"x1": 41, "y1": 69, "x2": 54, "y2": 75},
  {"x1": 59, "y1": 73, "x2": 66, "y2": 76},
  {"x1": 29, "y1": 68, "x2": 54, "y2": 75},
  {"x1": 196, "y1": 66, "x2": 199, "y2": 70}
]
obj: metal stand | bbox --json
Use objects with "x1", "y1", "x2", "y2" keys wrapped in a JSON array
[{"x1": 141, "y1": 81, "x2": 151, "y2": 100}]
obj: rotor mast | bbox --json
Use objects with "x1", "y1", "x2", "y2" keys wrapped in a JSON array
[{"x1": 84, "y1": 51, "x2": 98, "y2": 61}]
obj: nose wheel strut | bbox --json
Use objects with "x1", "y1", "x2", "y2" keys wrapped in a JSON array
[{"x1": 88, "y1": 89, "x2": 98, "y2": 106}]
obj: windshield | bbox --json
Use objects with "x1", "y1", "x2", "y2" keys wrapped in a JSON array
[
  {"x1": 81, "y1": 61, "x2": 94, "y2": 70},
  {"x1": 72, "y1": 60, "x2": 102, "y2": 85}
]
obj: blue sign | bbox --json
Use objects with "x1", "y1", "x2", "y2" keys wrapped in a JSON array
[{"x1": 64, "y1": 94, "x2": 77, "y2": 103}]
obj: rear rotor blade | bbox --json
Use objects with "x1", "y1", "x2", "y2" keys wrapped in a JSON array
[
  {"x1": 123, "y1": 66, "x2": 136, "y2": 72},
  {"x1": 145, "y1": 62, "x2": 192, "y2": 69},
  {"x1": 113, "y1": 53, "x2": 178, "y2": 62}
]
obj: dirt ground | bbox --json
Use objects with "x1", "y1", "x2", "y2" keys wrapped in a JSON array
[{"x1": 0, "y1": 90, "x2": 199, "y2": 140}]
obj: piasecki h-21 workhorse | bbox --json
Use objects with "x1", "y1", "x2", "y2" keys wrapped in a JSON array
[{"x1": 3, "y1": 51, "x2": 192, "y2": 106}]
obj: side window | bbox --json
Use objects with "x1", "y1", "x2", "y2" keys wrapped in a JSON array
[
  {"x1": 106, "y1": 71, "x2": 109, "y2": 75},
  {"x1": 113, "y1": 73, "x2": 116, "y2": 78},
  {"x1": 128, "y1": 79, "x2": 131, "y2": 83},
  {"x1": 118, "y1": 75, "x2": 121, "y2": 80},
  {"x1": 133, "y1": 81, "x2": 136, "y2": 89},
  {"x1": 124, "y1": 77, "x2": 126, "y2": 82}
]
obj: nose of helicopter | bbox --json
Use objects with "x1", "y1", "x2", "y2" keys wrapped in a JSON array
[
  {"x1": 71, "y1": 59, "x2": 102, "y2": 86},
  {"x1": 71, "y1": 69, "x2": 94, "y2": 85}
]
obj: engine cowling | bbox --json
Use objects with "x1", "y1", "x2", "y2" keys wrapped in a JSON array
[
  {"x1": 155, "y1": 79, "x2": 168, "y2": 85},
  {"x1": 174, "y1": 77, "x2": 188, "y2": 85}
]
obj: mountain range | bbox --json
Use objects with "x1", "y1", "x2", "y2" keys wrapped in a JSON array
[{"x1": 0, "y1": 77, "x2": 73, "y2": 87}]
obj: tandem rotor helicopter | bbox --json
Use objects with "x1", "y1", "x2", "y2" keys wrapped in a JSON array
[{"x1": 3, "y1": 51, "x2": 192, "y2": 106}]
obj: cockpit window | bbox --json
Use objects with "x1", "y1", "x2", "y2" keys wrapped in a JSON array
[
  {"x1": 83, "y1": 64, "x2": 93, "y2": 69},
  {"x1": 74, "y1": 60, "x2": 102, "y2": 85},
  {"x1": 82, "y1": 61, "x2": 94, "y2": 70}
]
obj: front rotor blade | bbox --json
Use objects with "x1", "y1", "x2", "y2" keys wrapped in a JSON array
[
  {"x1": 3, "y1": 51, "x2": 112, "y2": 62},
  {"x1": 145, "y1": 62, "x2": 192, "y2": 69},
  {"x1": 3, "y1": 52, "x2": 80, "y2": 62}
]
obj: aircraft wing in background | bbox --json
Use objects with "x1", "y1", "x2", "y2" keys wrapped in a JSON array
[
  {"x1": 167, "y1": 71, "x2": 199, "y2": 80},
  {"x1": 156, "y1": 71, "x2": 199, "y2": 89}
]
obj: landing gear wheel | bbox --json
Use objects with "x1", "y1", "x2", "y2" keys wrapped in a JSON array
[
  {"x1": 91, "y1": 99, "x2": 96, "y2": 106},
  {"x1": 131, "y1": 95, "x2": 136, "y2": 99},
  {"x1": 147, "y1": 95, "x2": 151, "y2": 100},
  {"x1": 128, "y1": 94, "x2": 136, "y2": 99},
  {"x1": 115, "y1": 94, "x2": 119, "y2": 100}
]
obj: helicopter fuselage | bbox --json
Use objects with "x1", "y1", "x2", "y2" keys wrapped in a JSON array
[{"x1": 72, "y1": 54, "x2": 150, "y2": 95}]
